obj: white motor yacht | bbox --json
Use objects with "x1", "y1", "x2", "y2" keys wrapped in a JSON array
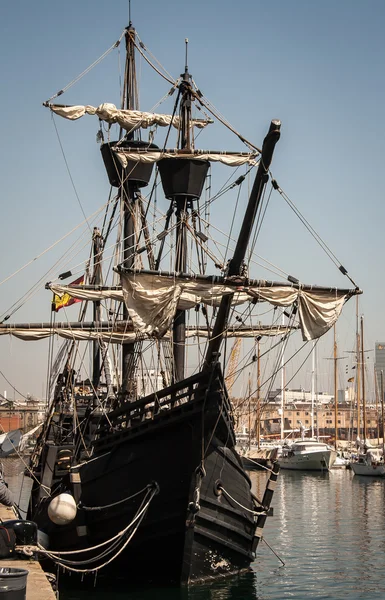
[{"x1": 278, "y1": 439, "x2": 337, "y2": 471}]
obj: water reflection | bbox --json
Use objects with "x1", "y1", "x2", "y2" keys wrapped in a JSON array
[
  {"x1": 60, "y1": 572, "x2": 258, "y2": 600},
  {"x1": 4, "y1": 458, "x2": 385, "y2": 599},
  {"x1": 251, "y1": 468, "x2": 385, "y2": 599}
]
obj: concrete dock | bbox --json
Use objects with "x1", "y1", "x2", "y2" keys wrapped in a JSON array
[{"x1": 0, "y1": 505, "x2": 55, "y2": 600}]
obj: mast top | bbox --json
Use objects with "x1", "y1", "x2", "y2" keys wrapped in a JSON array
[{"x1": 184, "y1": 38, "x2": 189, "y2": 78}]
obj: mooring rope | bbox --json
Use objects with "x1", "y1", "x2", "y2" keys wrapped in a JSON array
[
  {"x1": 218, "y1": 485, "x2": 265, "y2": 515},
  {"x1": 34, "y1": 482, "x2": 159, "y2": 574},
  {"x1": 79, "y1": 483, "x2": 152, "y2": 511}
]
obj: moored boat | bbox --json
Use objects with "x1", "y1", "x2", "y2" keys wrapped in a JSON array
[
  {"x1": 350, "y1": 448, "x2": 385, "y2": 477},
  {"x1": 278, "y1": 439, "x2": 337, "y2": 471}
]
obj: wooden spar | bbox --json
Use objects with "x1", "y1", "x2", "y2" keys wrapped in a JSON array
[
  {"x1": 92, "y1": 228, "x2": 103, "y2": 397},
  {"x1": 248, "y1": 374, "x2": 251, "y2": 451},
  {"x1": 0, "y1": 323, "x2": 290, "y2": 337},
  {"x1": 253, "y1": 460, "x2": 280, "y2": 552},
  {"x1": 256, "y1": 338, "x2": 261, "y2": 449},
  {"x1": 334, "y1": 324, "x2": 338, "y2": 450},
  {"x1": 65, "y1": 276, "x2": 362, "y2": 295},
  {"x1": 361, "y1": 316, "x2": 367, "y2": 444},
  {"x1": 204, "y1": 120, "x2": 281, "y2": 367},
  {"x1": 0, "y1": 322, "x2": 131, "y2": 330}
]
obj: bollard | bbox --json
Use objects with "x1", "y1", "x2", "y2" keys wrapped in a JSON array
[{"x1": 0, "y1": 568, "x2": 28, "y2": 600}]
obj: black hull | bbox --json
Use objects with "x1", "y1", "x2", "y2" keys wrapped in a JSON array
[{"x1": 30, "y1": 370, "x2": 265, "y2": 585}]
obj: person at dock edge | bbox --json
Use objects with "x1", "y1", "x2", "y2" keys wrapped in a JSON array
[{"x1": 0, "y1": 468, "x2": 13, "y2": 507}]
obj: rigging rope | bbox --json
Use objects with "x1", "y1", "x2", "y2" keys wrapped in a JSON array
[
  {"x1": 0, "y1": 202, "x2": 108, "y2": 292},
  {"x1": 272, "y1": 179, "x2": 359, "y2": 288},
  {"x1": 51, "y1": 115, "x2": 92, "y2": 232},
  {"x1": 45, "y1": 30, "x2": 126, "y2": 104}
]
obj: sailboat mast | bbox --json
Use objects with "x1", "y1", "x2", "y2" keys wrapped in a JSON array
[
  {"x1": 356, "y1": 296, "x2": 361, "y2": 440},
  {"x1": 280, "y1": 334, "x2": 285, "y2": 441},
  {"x1": 334, "y1": 324, "x2": 338, "y2": 450},
  {"x1": 311, "y1": 341, "x2": 315, "y2": 439},
  {"x1": 315, "y1": 344, "x2": 319, "y2": 439},
  {"x1": 375, "y1": 365, "x2": 380, "y2": 446},
  {"x1": 381, "y1": 371, "x2": 385, "y2": 458},
  {"x1": 205, "y1": 120, "x2": 281, "y2": 367},
  {"x1": 361, "y1": 316, "x2": 367, "y2": 444}
]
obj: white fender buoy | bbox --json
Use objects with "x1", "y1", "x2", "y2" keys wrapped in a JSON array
[{"x1": 48, "y1": 493, "x2": 77, "y2": 525}]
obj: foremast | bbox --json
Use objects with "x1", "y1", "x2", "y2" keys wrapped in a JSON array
[{"x1": 205, "y1": 120, "x2": 281, "y2": 367}]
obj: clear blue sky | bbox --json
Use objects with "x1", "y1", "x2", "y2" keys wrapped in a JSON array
[{"x1": 0, "y1": 0, "x2": 384, "y2": 399}]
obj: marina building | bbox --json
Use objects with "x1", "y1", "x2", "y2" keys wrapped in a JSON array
[
  {"x1": 232, "y1": 388, "x2": 382, "y2": 442},
  {"x1": 375, "y1": 342, "x2": 385, "y2": 395},
  {"x1": 0, "y1": 394, "x2": 46, "y2": 432}
]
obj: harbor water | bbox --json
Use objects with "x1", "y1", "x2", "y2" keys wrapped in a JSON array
[{"x1": 3, "y1": 459, "x2": 385, "y2": 599}]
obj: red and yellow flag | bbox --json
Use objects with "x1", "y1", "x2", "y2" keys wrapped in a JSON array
[{"x1": 52, "y1": 275, "x2": 84, "y2": 312}]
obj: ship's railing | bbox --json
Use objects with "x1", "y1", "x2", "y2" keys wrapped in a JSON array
[{"x1": 94, "y1": 364, "x2": 233, "y2": 441}]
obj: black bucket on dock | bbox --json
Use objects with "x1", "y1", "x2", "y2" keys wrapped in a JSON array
[{"x1": 0, "y1": 568, "x2": 28, "y2": 600}]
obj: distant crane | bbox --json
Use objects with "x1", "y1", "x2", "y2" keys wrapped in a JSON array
[{"x1": 225, "y1": 339, "x2": 242, "y2": 396}]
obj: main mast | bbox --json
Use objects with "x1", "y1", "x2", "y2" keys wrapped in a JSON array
[
  {"x1": 121, "y1": 22, "x2": 138, "y2": 396},
  {"x1": 172, "y1": 43, "x2": 191, "y2": 382},
  {"x1": 157, "y1": 42, "x2": 209, "y2": 382}
]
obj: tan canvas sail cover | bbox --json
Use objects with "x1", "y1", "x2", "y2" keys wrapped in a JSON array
[
  {"x1": 115, "y1": 150, "x2": 259, "y2": 167},
  {"x1": 0, "y1": 324, "x2": 289, "y2": 342},
  {"x1": 0, "y1": 327, "x2": 139, "y2": 343},
  {"x1": 48, "y1": 276, "x2": 353, "y2": 341},
  {"x1": 48, "y1": 103, "x2": 210, "y2": 131},
  {"x1": 120, "y1": 273, "x2": 351, "y2": 341}
]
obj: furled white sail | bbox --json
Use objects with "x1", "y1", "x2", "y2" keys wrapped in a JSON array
[
  {"x1": 187, "y1": 326, "x2": 295, "y2": 338},
  {"x1": 48, "y1": 103, "x2": 210, "y2": 131},
  {"x1": 0, "y1": 327, "x2": 139, "y2": 343},
  {"x1": 115, "y1": 149, "x2": 259, "y2": 167},
  {"x1": 0, "y1": 325, "x2": 290, "y2": 342},
  {"x1": 120, "y1": 273, "x2": 353, "y2": 341},
  {"x1": 48, "y1": 277, "x2": 356, "y2": 341},
  {"x1": 49, "y1": 282, "x2": 248, "y2": 312}
]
